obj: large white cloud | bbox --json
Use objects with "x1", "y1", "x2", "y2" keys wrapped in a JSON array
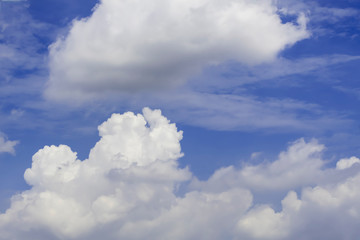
[
  {"x1": 0, "y1": 108, "x2": 360, "y2": 239},
  {"x1": 46, "y1": 0, "x2": 309, "y2": 101},
  {"x1": 0, "y1": 108, "x2": 190, "y2": 239}
]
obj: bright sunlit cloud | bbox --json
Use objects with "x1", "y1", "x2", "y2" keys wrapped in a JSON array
[
  {"x1": 0, "y1": 109, "x2": 359, "y2": 239},
  {"x1": 46, "y1": 0, "x2": 309, "y2": 101}
]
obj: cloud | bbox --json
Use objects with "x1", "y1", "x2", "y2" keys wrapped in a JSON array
[
  {"x1": 0, "y1": 108, "x2": 360, "y2": 239},
  {"x1": 0, "y1": 108, "x2": 190, "y2": 239},
  {"x1": 0, "y1": 133, "x2": 18, "y2": 154},
  {"x1": 0, "y1": 0, "x2": 54, "y2": 120},
  {"x1": 190, "y1": 138, "x2": 328, "y2": 193},
  {"x1": 0, "y1": 2, "x2": 49, "y2": 81},
  {"x1": 149, "y1": 90, "x2": 351, "y2": 131},
  {"x1": 336, "y1": 156, "x2": 360, "y2": 170},
  {"x1": 46, "y1": 0, "x2": 309, "y2": 102},
  {"x1": 279, "y1": 0, "x2": 360, "y2": 37}
]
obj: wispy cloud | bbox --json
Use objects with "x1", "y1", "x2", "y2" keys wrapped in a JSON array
[
  {"x1": 135, "y1": 89, "x2": 352, "y2": 132},
  {"x1": 190, "y1": 54, "x2": 360, "y2": 90},
  {"x1": 279, "y1": 0, "x2": 360, "y2": 37}
]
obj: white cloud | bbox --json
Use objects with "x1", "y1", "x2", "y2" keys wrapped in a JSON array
[
  {"x1": 190, "y1": 138, "x2": 328, "y2": 193},
  {"x1": 336, "y1": 156, "x2": 360, "y2": 170},
  {"x1": 46, "y1": 0, "x2": 309, "y2": 101},
  {"x1": 0, "y1": 133, "x2": 18, "y2": 154},
  {"x1": 1, "y1": 108, "x2": 360, "y2": 239},
  {"x1": 0, "y1": 108, "x2": 190, "y2": 239},
  {"x1": 238, "y1": 204, "x2": 289, "y2": 239}
]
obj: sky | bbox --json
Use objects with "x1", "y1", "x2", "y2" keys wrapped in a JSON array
[{"x1": 0, "y1": 0, "x2": 360, "y2": 239}]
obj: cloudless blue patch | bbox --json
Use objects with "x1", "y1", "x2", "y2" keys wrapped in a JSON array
[
  {"x1": 309, "y1": 0, "x2": 360, "y2": 8},
  {"x1": 277, "y1": 11, "x2": 298, "y2": 25},
  {"x1": 11, "y1": 69, "x2": 40, "y2": 79},
  {"x1": 28, "y1": 0, "x2": 99, "y2": 26}
]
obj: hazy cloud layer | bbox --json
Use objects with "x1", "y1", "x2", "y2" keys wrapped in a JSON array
[
  {"x1": 1, "y1": 109, "x2": 360, "y2": 239},
  {"x1": 46, "y1": 0, "x2": 309, "y2": 101}
]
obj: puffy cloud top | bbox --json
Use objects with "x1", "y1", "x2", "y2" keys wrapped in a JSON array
[
  {"x1": 1, "y1": 108, "x2": 190, "y2": 239},
  {"x1": 88, "y1": 108, "x2": 183, "y2": 169},
  {"x1": 46, "y1": 0, "x2": 309, "y2": 101}
]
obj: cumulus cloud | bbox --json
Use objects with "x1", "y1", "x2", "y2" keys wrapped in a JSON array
[
  {"x1": 46, "y1": 0, "x2": 309, "y2": 101},
  {"x1": 0, "y1": 133, "x2": 18, "y2": 154},
  {"x1": 0, "y1": 108, "x2": 360, "y2": 239},
  {"x1": 0, "y1": 108, "x2": 190, "y2": 239}
]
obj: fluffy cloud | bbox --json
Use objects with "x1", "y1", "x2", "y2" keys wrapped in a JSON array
[
  {"x1": 46, "y1": 0, "x2": 309, "y2": 101},
  {"x1": 0, "y1": 133, "x2": 18, "y2": 154},
  {"x1": 0, "y1": 108, "x2": 190, "y2": 239},
  {"x1": 1, "y1": 108, "x2": 360, "y2": 239}
]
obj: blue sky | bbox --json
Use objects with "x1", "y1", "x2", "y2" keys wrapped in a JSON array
[{"x1": 0, "y1": 0, "x2": 360, "y2": 239}]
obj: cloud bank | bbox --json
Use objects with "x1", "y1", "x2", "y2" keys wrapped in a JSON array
[
  {"x1": 1, "y1": 108, "x2": 360, "y2": 239},
  {"x1": 46, "y1": 0, "x2": 309, "y2": 101}
]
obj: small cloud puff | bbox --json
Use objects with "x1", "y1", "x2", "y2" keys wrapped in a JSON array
[
  {"x1": 0, "y1": 108, "x2": 360, "y2": 240},
  {"x1": 0, "y1": 133, "x2": 18, "y2": 155}
]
